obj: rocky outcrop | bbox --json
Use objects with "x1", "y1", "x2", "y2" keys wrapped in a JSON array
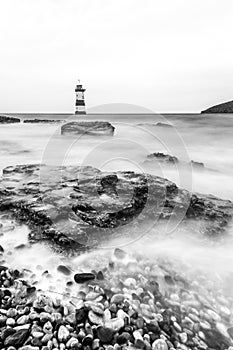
[
  {"x1": 145, "y1": 152, "x2": 206, "y2": 171},
  {"x1": 146, "y1": 152, "x2": 178, "y2": 164},
  {"x1": 61, "y1": 121, "x2": 115, "y2": 136},
  {"x1": 0, "y1": 164, "x2": 232, "y2": 252},
  {"x1": 24, "y1": 119, "x2": 62, "y2": 123},
  {"x1": 201, "y1": 100, "x2": 233, "y2": 113},
  {"x1": 0, "y1": 116, "x2": 20, "y2": 124}
]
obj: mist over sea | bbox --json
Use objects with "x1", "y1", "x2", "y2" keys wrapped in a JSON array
[{"x1": 1, "y1": 112, "x2": 233, "y2": 304}]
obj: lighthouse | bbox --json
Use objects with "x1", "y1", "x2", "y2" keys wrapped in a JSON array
[{"x1": 75, "y1": 81, "x2": 86, "y2": 115}]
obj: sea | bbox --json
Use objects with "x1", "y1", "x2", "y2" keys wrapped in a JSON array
[{"x1": 1, "y1": 112, "x2": 233, "y2": 297}]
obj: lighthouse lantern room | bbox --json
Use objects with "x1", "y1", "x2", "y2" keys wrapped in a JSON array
[{"x1": 75, "y1": 81, "x2": 86, "y2": 114}]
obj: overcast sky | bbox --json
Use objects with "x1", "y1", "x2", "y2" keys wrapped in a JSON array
[{"x1": 0, "y1": 0, "x2": 233, "y2": 113}]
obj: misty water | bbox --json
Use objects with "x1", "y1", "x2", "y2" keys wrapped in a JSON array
[{"x1": 1, "y1": 112, "x2": 233, "y2": 302}]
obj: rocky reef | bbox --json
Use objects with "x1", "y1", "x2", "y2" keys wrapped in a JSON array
[
  {"x1": 24, "y1": 119, "x2": 62, "y2": 124},
  {"x1": 201, "y1": 100, "x2": 233, "y2": 113},
  {"x1": 145, "y1": 153, "x2": 205, "y2": 171},
  {"x1": 0, "y1": 164, "x2": 232, "y2": 251},
  {"x1": 61, "y1": 122, "x2": 115, "y2": 136},
  {"x1": 0, "y1": 116, "x2": 20, "y2": 124}
]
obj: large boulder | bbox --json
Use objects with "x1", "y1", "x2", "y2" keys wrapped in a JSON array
[
  {"x1": 0, "y1": 115, "x2": 20, "y2": 123},
  {"x1": 0, "y1": 164, "x2": 232, "y2": 252},
  {"x1": 201, "y1": 100, "x2": 233, "y2": 113},
  {"x1": 61, "y1": 121, "x2": 115, "y2": 136}
]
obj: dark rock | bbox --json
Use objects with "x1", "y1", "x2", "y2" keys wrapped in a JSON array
[
  {"x1": 1, "y1": 327, "x2": 16, "y2": 340},
  {"x1": 0, "y1": 116, "x2": 20, "y2": 124},
  {"x1": 190, "y1": 160, "x2": 204, "y2": 169},
  {"x1": 96, "y1": 271, "x2": 104, "y2": 280},
  {"x1": 61, "y1": 121, "x2": 115, "y2": 136},
  {"x1": 75, "y1": 306, "x2": 88, "y2": 323},
  {"x1": 57, "y1": 265, "x2": 72, "y2": 276},
  {"x1": 96, "y1": 326, "x2": 114, "y2": 343},
  {"x1": 146, "y1": 152, "x2": 178, "y2": 164},
  {"x1": 114, "y1": 248, "x2": 127, "y2": 259},
  {"x1": 14, "y1": 243, "x2": 28, "y2": 250},
  {"x1": 82, "y1": 334, "x2": 93, "y2": 346},
  {"x1": 0, "y1": 245, "x2": 4, "y2": 252},
  {"x1": 74, "y1": 272, "x2": 95, "y2": 284},
  {"x1": 4, "y1": 329, "x2": 29, "y2": 346},
  {"x1": 201, "y1": 100, "x2": 233, "y2": 113},
  {"x1": 205, "y1": 329, "x2": 232, "y2": 349},
  {"x1": 116, "y1": 332, "x2": 130, "y2": 345},
  {"x1": 24, "y1": 119, "x2": 62, "y2": 123}
]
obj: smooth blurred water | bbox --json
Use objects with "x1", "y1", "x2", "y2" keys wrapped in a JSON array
[{"x1": 1, "y1": 113, "x2": 233, "y2": 294}]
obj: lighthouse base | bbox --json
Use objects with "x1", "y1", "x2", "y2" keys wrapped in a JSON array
[{"x1": 75, "y1": 111, "x2": 86, "y2": 115}]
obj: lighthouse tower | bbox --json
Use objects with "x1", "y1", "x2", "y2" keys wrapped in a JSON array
[{"x1": 75, "y1": 81, "x2": 86, "y2": 115}]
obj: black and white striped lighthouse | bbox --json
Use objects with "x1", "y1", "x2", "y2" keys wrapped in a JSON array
[{"x1": 75, "y1": 81, "x2": 86, "y2": 114}]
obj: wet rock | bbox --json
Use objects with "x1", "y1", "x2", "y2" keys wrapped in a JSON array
[
  {"x1": 24, "y1": 119, "x2": 62, "y2": 124},
  {"x1": 0, "y1": 164, "x2": 232, "y2": 252},
  {"x1": 57, "y1": 265, "x2": 72, "y2": 276},
  {"x1": 114, "y1": 248, "x2": 127, "y2": 259},
  {"x1": 74, "y1": 273, "x2": 95, "y2": 284},
  {"x1": 75, "y1": 306, "x2": 88, "y2": 323},
  {"x1": 4, "y1": 329, "x2": 29, "y2": 347},
  {"x1": 116, "y1": 332, "x2": 130, "y2": 345},
  {"x1": 96, "y1": 326, "x2": 114, "y2": 343},
  {"x1": 61, "y1": 121, "x2": 115, "y2": 136},
  {"x1": 0, "y1": 115, "x2": 20, "y2": 123}
]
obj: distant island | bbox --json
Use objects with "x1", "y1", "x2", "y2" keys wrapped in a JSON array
[{"x1": 201, "y1": 100, "x2": 233, "y2": 113}]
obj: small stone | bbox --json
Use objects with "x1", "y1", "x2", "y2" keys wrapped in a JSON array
[
  {"x1": 4, "y1": 329, "x2": 29, "y2": 347},
  {"x1": 74, "y1": 272, "x2": 95, "y2": 284},
  {"x1": 6, "y1": 318, "x2": 16, "y2": 326},
  {"x1": 39, "y1": 312, "x2": 51, "y2": 323},
  {"x1": 43, "y1": 321, "x2": 53, "y2": 334},
  {"x1": 32, "y1": 331, "x2": 44, "y2": 339},
  {"x1": 7, "y1": 308, "x2": 18, "y2": 318},
  {"x1": 58, "y1": 325, "x2": 70, "y2": 342},
  {"x1": 42, "y1": 333, "x2": 53, "y2": 343},
  {"x1": 88, "y1": 310, "x2": 104, "y2": 325},
  {"x1": 110, "y1": 294, "x2": 124, "y2": 304},
  {"x1": 104, "y1": 317, "x2": 124, "y2": 332},
  {"x1": 57, "y1": 265, "x2": 72, "y2": 276},
  {"x1": 117, "y1": 332, "x2": 130, "y2": 345},
  {"x1": 66, "y1": 337, "x2": 79, "y2": 348},
  {"x1": 17, "y1": 315, "x2": 29, "y2": 325},
  {"x1": 96, "y1": 326, "x2": 114, "y2": 343},
  {"x1": 152, "y1": 339, "x2": 168, "y2": 350},
  {"x1": 114, "y1": 248, "x2": 127, "y2": 259},
  {"x1": 82, "y1": 334, "x2": 93, "y2": 346},
  {"x1": 75, "y1": 307, "x2": 88, "y2": 323},
  {"x1": 92, "y1": 339, "x2": 100, "y2": 349}
]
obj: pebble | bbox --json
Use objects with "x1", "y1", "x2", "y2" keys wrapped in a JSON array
[
  {"x1": 6, "y1": 317, "x2": 15, "y2": 326},
  {"x1": 58, "y1": 325, "x2": 70, "y2": 342},
  {"x1": 74, "y1": 272, "x2": 95, "y2": 284},
  {"x1": 152, "y1": 339, "x2": 168, "y2": 350},
  {"x1": 96, "y1": 326, "x2": 114, "y2": 343}
]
